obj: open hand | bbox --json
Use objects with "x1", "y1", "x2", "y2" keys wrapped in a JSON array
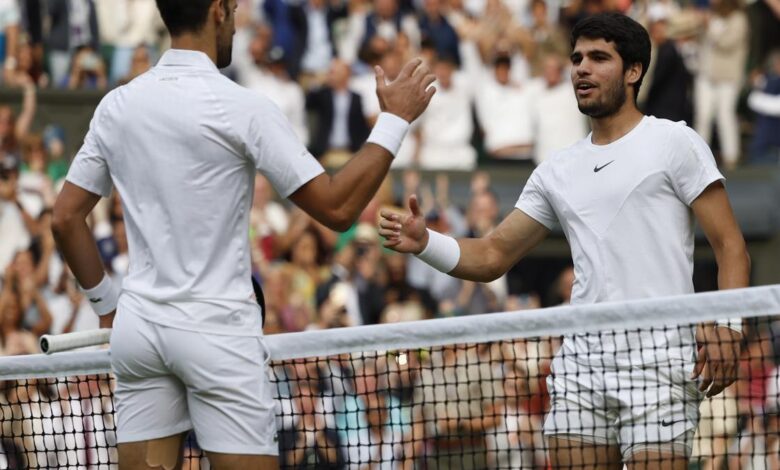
[
  {"x1": 375, "y1": 58, "x2": 436, "y2": 123},
  {"x1": 379, "y1": 195, "x2": 429, "y2": 254},
  {"x1": 692, "y1": 324, "x2": 742, "y2": 397}
]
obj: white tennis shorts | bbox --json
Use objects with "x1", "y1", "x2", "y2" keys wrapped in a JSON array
[
  {"x1": 110, "y1": 310, "x2": 278, "y2": 455},
  {"x1": 544, "y1": 353, "x2": 703, "y2": 459}
]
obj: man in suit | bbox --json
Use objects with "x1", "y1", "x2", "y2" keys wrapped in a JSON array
[
  {"x1": 45, "y1": 0, "x2": 100, "y2": 87},
  {"x1": 306, "y1": 59, "x2": 370, "y2": 166}
]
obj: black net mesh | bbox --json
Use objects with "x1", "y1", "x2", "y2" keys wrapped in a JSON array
[{"x1": 1, "y1": 317, "x2": 779, "y2": 469}]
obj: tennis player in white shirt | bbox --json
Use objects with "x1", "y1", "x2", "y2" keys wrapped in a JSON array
[
  {"x1": 380, "y1": 13, "x2": 749, "y2": 470},
  {"x1": 50, "y1": 0, "x2": 435, "y2": 468}
]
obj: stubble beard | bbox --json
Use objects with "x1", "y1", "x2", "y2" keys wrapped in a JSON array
[
  {"x1": 217, "y1": 40, "x2": 233, "y2": 69},
  {"x1": 577, "y1": 78, "x2": 627, "y2": 119}
]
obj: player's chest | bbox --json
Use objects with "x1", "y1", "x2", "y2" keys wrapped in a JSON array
[{"x1": 547, "y1": 153, "x2": 679, "y2": 229}]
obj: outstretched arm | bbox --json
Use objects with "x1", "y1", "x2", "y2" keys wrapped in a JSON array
[
  {"x1": 289, "y1": 59, "x2": 436, "y2": 232},
  {"x1": 380, "y1": 195, "x2": 550, "y2": 282}
]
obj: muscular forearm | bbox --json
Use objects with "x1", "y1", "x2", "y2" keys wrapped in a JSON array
[
  {"x1": 327, "y1": 143, "x2": 393, "y2": 226},
  {"x1": 715, "y1": 243, "x2": 750, "y2": 291},
  {"x1": 51, "y1": 218, "x2": 106, "y2": 289}
]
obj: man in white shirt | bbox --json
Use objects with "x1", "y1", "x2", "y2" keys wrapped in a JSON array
[
  {"x1": 50, "y1": 0, "x2": 436, "y2": 468},
  {"x1": 380, "y1": 13, "x2": 748, "y2": 470}
]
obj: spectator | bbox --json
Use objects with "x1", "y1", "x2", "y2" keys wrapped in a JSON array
[
  {"x1": 278, "y1": 380, "x2": 345, "y2": 469},
  {"x1": 419, "y1": 0, "x2": 460, "y2": 66},
  {"x1": 42, "y1": 125, "x2": 69, "y2": 184},
  {"x1": 250, "y1": 173, "x2": 291, "y2": 264},
  {"x1": 66, "y1": 45, "x2": 108, "y2": 90},
  {"x1": 18, "y1": 134, "x2": 55, "y2": 219},
  {"x1": 45, "y1": 0, "x2": 100, "y2": 88},
  {"x1": 116, "y1": 44, "x2": 153, "y2": 85},
  {"x1": 415, "y1": 54, "x2": 476, "y2": 170},
  {"x1": 5, "y1": 40, "x2": 49, "y2": 88},
  {"x1": 0, "y1": 250, "x2": 54, "y2": 339},
  {"x1": 694, "y1": 0, "x2": 748, "y2": 170},
  {"x1": 280, "y1": 225, "x2": 330, "y2": 312},
  {"x1": 0, "y1": 85, "x2": 36, "y2": 158},
  {"x1": 306, "y1": 58, "x2": 370, "y2": 166},
  {"x1": 531, "y1": 53, "x2": 587, "y2": 164},
  {"x1": 642, "y1": 7, "x2": 693, "y2": 124},
  {"x1": 407, "y1": 345, "x2": 501, "y2": 469},
  {"x1": 293, "y1": 0, "x2": 348, "y2": 87},
  {"x1": 528, "y1": 0, "x2": 569, "y2": 77},
  {"x1": 251, "y1": 46, "x2": 309, "y2": 145},
  {"x1": 360, "y1": 0, "x2": 421, "y2": 56},
  {"x1": 747, "y1": 50, "x2": 780, "y2": 165},
  {"x1": 476, "y1": 54, "x2": 535, "y2": 162},
  {"x1": 746, "y1": 0, "x2": 780, "y2": 76},
  {"x1": 106, "y1": 0, "x2": 165, "y2": 84},
  {"x1": 0, "y1": 0, "x2": 20, "y2": 84},
  {"x1": 0, "y1": 155, "x2": 31, "y2": 274}
]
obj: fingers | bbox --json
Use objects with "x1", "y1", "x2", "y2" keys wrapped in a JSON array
[
  {"x1": 380, "y1": 209, "x2": 399, "y2": 222},
  {"x1": 398, "y1": 58, "x2": 423, "y2": 80},
  {"x1": 374, "y1": 65, "x2": 387, "y2": 90},
  {"x1": 698, "y1": 362, "x2": 713, "y2": 394},
  {"x1": 691, "y1": 346, "x2": 706, "y2": 379},
  {"x1": 408, "y1": 194, "x2": 421, "y2": 216},
  {"x1": 421, "y1": 73, "x2": 437, "y2": 90}
]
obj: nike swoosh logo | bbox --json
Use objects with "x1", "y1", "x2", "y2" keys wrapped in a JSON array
[
  {"x1": 593, "y1": 160, "x2": 615, "y2": 172},
  {"x1": 661, "y1": 419, "x2": 683, "y2": 427}
]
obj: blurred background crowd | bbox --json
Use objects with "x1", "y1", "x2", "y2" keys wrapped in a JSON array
[{"x1": 0, "y1": 0, "x2": 779, "y2": 468}]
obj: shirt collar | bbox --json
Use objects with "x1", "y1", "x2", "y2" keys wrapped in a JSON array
[{"x1": 157, "y1": 49, "x2": 218, "y2": 71}]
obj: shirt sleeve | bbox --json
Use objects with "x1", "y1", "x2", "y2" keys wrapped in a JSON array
[
  {"x1": 65, "y1": 104, "x2": 113, "y2": 198},
  {"x1": 669, "y1": 126, "x2": 724, "y2": 206},
  {"x1": 515, "y1": 166, "x2": 557, "y2": 229},
  {"x1": 246, "y1": 98, "x2": 324, "y2": 198}
]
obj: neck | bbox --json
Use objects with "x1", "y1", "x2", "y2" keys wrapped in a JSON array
[
  {"x1": 171, "y1": 33, "x2": 218, "y2": 66},
  {"x1": 589, "y1": 102, "x2": 644, "y2": 145}
]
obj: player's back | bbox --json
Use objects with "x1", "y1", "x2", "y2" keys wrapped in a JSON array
[{"x1": 74, "y1": 50, "x2": 323, "y2": 335}]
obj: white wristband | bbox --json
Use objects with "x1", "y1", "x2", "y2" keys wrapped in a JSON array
[
  {"x1": 80, "y1": 274, "x2": 120, "y2": 316},
  {"x1": 366, "y1": 112, "x2": 410, "y2": 157},
  {"x1": 416, "y1": 229, "x2": 460, "y2": 273},
  {"x1": 716, "y1": 318, "x2": 742, "y2": 334}
]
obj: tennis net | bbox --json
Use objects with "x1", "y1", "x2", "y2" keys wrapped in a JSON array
[{"x1": 1, "y1": 285, "x2": 779, "y2": 469}]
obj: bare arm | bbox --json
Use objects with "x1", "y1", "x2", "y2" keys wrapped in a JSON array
[
  {"x1": 692, "y1": 181, "x2": 750, "y2": 291},
  {"x1": 380, "y1": 196, "x2": 550, "y2": 282},
  {"x1": 51, "y1": 182, "x2": 114, "y2": 327},
  {"x1": 14, "y1": 83, "x2": 35, "y2": 142},
  {"x1": 289, "y1": 59, "x2": 436, "y2": 232},
  {"x1": 690, "y1": 181, "x2": 750, "y2": 397}
]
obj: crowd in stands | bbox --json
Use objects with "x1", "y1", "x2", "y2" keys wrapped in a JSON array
[{"x1": 0, "y1": 0, "x2": 779, "y2": 468}]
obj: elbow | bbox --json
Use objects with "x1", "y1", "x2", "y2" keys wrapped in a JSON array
[
  {"x1": 50, "y1": 207, "x2": 77, "y2": 240},
  {"x1": 323, "y1": 208, "x2": 355, "y2": 233}
]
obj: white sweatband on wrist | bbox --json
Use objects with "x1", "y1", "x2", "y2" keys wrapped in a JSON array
[
  {"x1": 416, "y1": 229, "x2": 460, "y2": 273},
  {"x1": 366, "y1": 112, "x2": 410, "y2": 157},
  {"x1": 716, "y1": 318, "x2": 742, "y2": 334},
  {"x1": 80, "y1": 274, "x2": 120, "y2": 316}
]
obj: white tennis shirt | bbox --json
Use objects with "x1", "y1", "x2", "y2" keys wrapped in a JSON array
[
  {"x1": 66, "y1": 49, "x2": 324, "y2": 336},
  {"x1": 516, "y1": 116, "x2": 724, "y2": 365}
]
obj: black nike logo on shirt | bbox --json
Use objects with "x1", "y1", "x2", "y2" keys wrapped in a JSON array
[{"x1": 594, "y1": 160, "x2": 615, "y2": 172}]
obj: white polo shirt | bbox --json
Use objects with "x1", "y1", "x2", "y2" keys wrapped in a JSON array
[
  {"x1": 66, "y1": 49, "x2": 324, "y2": 336},
  {"x1": 516, "y1": 116, "x2": 723, "y2": 365}
]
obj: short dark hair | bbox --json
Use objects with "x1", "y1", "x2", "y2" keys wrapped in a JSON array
[
  {"x1": 155, "y1": 0, "x2": 216, "y2": 36},
  {"x1": 571, "y1": 13, "x2": 651, "y2": 99}
]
